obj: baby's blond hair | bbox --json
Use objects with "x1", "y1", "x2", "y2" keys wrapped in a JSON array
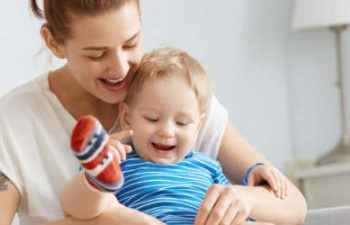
[{"x1": 125, "y1": 47, "x2": 212, "y2": 115}]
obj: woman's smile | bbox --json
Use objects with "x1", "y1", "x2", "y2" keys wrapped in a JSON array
[{"x1": 99, "y1": 76, "x2": 127, "y2": 92}]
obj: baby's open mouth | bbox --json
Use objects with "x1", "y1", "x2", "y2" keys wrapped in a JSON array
[{"x1": 152, "y1": 143, "x2": 176, "y2": 151}]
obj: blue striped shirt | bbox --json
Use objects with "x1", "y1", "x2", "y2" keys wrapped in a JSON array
[{"x1": 115, "y1": 150, "x2": 230, "y2": 225}]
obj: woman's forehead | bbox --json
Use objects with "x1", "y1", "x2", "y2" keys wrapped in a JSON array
[{"x1": 68, "y1": 3, "x2": 141, "y2": 45}]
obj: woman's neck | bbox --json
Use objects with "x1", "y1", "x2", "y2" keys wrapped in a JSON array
[{"x1": 48, "y1": 66, "x2": 119, "y2": 130}]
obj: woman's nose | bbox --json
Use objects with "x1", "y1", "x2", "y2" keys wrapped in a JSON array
[{"x1": 108, "y1": 51, "x2": 130, "y2": 77}]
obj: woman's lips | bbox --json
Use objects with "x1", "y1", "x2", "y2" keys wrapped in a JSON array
[{"x1": 99, "y1": 77, "x2": 127, "y2": 92}]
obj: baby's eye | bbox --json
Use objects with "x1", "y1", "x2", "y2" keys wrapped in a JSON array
[
  {"x1": 144, "y1": 116, "x2": 159, "y2": 122},
  {"x1": 176, "y1": 121, "x2": 188, "y2": 126}
]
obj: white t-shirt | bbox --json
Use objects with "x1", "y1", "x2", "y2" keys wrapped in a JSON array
[{"x1": 0, "y1": 73, "x2": 228, "y2": 225}]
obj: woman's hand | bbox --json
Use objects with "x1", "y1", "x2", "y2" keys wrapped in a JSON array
[
  {"x1": 194, "y1": 184, "x2": 253, "y2": 225},
  {"x1": 240, "y1": 222, "x2": 275, "y2": 225},
  {"x1": 246, "y1": 164, "x2": 288, "y2": 199}
]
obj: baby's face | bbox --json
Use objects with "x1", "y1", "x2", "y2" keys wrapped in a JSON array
[{"x1": 126, "y1": 75, "x2": 202, "y2": 164}]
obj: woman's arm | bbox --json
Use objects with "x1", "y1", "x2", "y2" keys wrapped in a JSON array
[
  {"x1": 0, "y1": 173, "x2": 20, "y2": 225},
  {"x1": 240, "y1": 184, "x2": 306, "y2": 224},
  {"x1": 217, "y1": 121, "x2": 307, "y2": 224},
  {"x1": 217, "y1": 120, "x2": 269, "y2": 183}
]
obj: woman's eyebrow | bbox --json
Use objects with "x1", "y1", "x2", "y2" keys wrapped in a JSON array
[
  {"x1": 125, "y1": 30, "x2": 141, "y2": 43},
  {"x1": 82, "y1": 46, "x2": 107, "y2": 51},
  {"x1": 82, "y1": 30, "x2": 141, "y2": 51}
]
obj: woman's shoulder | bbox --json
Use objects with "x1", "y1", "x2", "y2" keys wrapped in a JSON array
[
  {"x1": 195, "y1": 95, "x2": 229, "y2": 159},
  {"x1": 0, "y1": 75, "x2": 53, "y2": 122},
  {"x1": 0, "y1": 74, "x2": 49, "y2": 117}
]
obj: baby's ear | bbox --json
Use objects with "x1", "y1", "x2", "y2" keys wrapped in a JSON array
[{"x1": 119, "y1": 102, "x2": 131, "y2": 130}]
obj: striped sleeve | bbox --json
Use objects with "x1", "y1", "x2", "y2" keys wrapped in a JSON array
[{"x1": 213, "y1": 163, "x2": 231, "y2": 185}]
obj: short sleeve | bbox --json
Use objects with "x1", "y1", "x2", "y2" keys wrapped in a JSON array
[
  {"x1": 194, "y1": 95, "x2": 228, "y2": 159},
  {"x1": 0, "y1": 118, "x2": 23, "y2": 197},
  {"x1": 213, "y1": 163, "x2": 231, "y2": 185}
]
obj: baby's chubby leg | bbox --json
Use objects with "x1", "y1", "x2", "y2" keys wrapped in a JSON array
[{"x1": 60, "y1": 116, "x2": 123, "y2": 220}]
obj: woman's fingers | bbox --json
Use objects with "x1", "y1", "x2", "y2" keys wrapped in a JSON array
[
  {"x1": 195, "y1": 185, "x2": 251, "y2": 225},
  {"x1": 246, "y1": 174, "x2": 255, "y2": 186},
  {"x1": 261, "y1": 170, "x2": 277, "y2": 193},
  {"x1": 272, "y1": 169, "x2": 288, "y2": 199},
  {"x1": 195, "y1": 185, "x2": 222, "y2": 225},
  {"x1": 230, "y1": 209, "x2": 249, "y2": 225},
  {"x1": 205, "y1": 187, "x2": 233, "y2": 225},
  {"x1": 279, "y1": 171, "x2": 288, "y2": 199}
]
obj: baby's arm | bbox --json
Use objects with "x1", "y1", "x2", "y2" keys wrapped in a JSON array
[
  {"x1": 60, "y1": 172, "x2": 118, "y2": 219},
  {"x1": 45, "y1": 199, "x2": 166, "y2": 225},
  {"x1": 61, "y1": 116, "x2": 131, "y2": 219}
]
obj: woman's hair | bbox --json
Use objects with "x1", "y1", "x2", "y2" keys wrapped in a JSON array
[
  {"x1": 30, "y1": 0, "x2": 140, "y2": 44},
  {"x1": 125, "y1": 47, "x2": 213, "y2": 115}
]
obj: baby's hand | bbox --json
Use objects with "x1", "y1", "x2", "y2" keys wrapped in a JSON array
[
  {"x1": 246, "y1": 164, "x2": 288, "y2": 199},
  {"x1": 109, "y1": 130, "x2": 133, "y2": 162}
]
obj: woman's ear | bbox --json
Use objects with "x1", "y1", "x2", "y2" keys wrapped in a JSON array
[
  {"x1": 40, "y1": 25, "x2": 65, "y2": 59},
  {"x1": 119, "y1": 102, "x2": 131, "y2": 130}
]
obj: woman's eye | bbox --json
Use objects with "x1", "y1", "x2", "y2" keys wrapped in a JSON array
[
  {"x1": 123, "y1": 42, "x2": 137, "y2": 49},
  {"x1": 87, "y1": 53, "x2": 105, "y2": 61}
]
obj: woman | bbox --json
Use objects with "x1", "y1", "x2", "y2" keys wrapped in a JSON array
[{"x1": 0, "y1": 1, "x2": 307, "y2": 225}]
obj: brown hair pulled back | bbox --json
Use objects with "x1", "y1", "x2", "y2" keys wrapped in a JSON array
[{"x1": 30, "y1": 0, "x2": 140, "y2": 44}]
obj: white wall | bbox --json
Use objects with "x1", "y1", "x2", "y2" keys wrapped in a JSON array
[
  {"x1": 4, "y1": 0, "x2": 347, "y2": 171},
  {"x1": 0, "y1": 1, "x2": 58, "y2": 95},
  {"x1": 0, "y1": 0, "x2": 292, "y2": 170},
  {"x1": 140, "y1": 0, "x2": 294, "y2": 169},
  {"x1": 287, "y1": 2, "x2": 350, "y2": 160}
]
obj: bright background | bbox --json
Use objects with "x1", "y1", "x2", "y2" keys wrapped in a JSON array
[{"x1": 1, "y1": 0, "x2": 349, "y2": 170}]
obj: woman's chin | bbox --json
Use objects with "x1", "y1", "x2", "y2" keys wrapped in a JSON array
[{"x1": 99, "y1": 91, "x2": 126, "y2": 104}]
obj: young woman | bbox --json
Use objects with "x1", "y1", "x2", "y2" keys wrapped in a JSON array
[{"x1": 0, "y1": 1, "x2": 307, "y2": 225}]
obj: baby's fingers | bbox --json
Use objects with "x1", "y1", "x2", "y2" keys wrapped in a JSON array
[
  {"x1": 124, "y1": 144, "x2": 132, "y2": 153},
  {"x1": 110, "y1": 140, "x2": 129, "y2": 161}
]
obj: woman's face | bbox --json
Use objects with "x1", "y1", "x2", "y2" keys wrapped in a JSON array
[{"x1": 62, "y1": 2, "x2": 144, "y2": 104}]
